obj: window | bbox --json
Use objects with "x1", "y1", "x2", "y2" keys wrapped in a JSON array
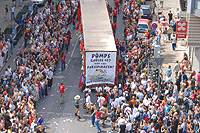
[
  {"x1": 28, "y1": 6, "x2": 33, "y2": 11},
  {"x1": 4, "y1": 28, "x2": 12, "y2": 34},
  {"x1": 12, "y1": 28, "x2": 17, "y2": 34},
  {"x1": 142, "y1": 9, "x2": 150, "y2": 14},
  {"x1": 195, "y1": 0, "x2": 200, "y2": 9},
  {"x1": 137, "y1": 24, "x2": 148, "y2": 29}
]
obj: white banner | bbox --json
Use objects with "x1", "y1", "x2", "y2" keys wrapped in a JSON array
[{"x1": 86, "y1": 52, "x2": 116, "y2": 86}]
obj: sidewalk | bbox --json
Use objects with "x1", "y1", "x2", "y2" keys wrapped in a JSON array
[
  {"x1": 157, "y1": 0, "x2": 188, "y2": 82},
  {"x1": 0, "y1": 0, "x2": 30, "y2": 31}
]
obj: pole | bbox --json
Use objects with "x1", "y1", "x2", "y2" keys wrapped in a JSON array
[
  {"x1": 158, "y1": 65, "x2": 161, "y2": 90},
  {"x1": 147, "y1": 58, "x2": 150, "y2": 76}
]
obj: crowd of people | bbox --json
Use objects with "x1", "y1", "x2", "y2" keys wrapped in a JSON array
[
  {"x1": 79, "y1": 0, "x2": 200, "y2": 133},
  {"x1": 0, "y1": 0, "x2": 78, "y2": 132},
  {"x1": 0, "y1": 0, "x2": 199, "y2": 132}
]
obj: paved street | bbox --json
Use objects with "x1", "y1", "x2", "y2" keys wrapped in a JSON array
[
  {"x1": 158, "y1": 0, "x2": 188, "y2": 82},
  {"x1": 0, "y1": 0, "x2": 32, "y2": 31}
]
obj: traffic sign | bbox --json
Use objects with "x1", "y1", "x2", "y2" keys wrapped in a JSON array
[
  {"x1": 176, "y1": 21, "x2": 187, "y2": 38},
  {"x1": 155, "y1": 58, "x2": 164, "y2": 66},
  {"x1": 152, "y1": 23, "x2": 158, "y2": 29}
]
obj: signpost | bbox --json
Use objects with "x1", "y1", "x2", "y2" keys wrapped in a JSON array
[
  {"x1": 152, "y1": 23, "x2": 158, "y2": 29},
  {"x1": 155, "y1": 58, "x2": 165, "y2": 90},
  {"x1": 176, "y1": 21, "x2": 187, "y2": 38}
]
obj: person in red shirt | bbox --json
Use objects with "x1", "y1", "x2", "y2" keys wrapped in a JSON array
[
  {"x1": 60, "y1": 52, "x2": 66, "y2": 71},
  {"x1": 113, "y1": 7, "x2": 118, "y2": 23},
  {"x1": 115, "y1": 38, "x2": 119, "y2": 53},
  {"x1": 117, "y1": 59, "x2": 123, "y2": 69},
  {"x1": 72, "y1": 17, "x2": 76, "y2": 30},
  {"x1": 95, "y1": 109, "x2": 103, "y2": 132},
  {"x1": 115, "y1": 0, "x2": 119, "y2": 13},
  {"x1": 59, "y1": 82, "x2": 68, "y2": 104},
  {"x1": 118, "y1": 66, "x2": 123, "y2": 83},
  {"x1": 112, "y1": 22, "x2": 117, "y2": 37}
]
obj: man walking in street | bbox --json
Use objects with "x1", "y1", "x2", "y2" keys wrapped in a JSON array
[
  {"x1": 112, "y1": 21, "x2": 117, "y2": 38},
  {"x1": 10, "y1": 5, "x2": 15, "y2": 21},
  {"x1": 113, "y1": 7, "x2": 118, "y2": 23},
  {"x1": 173, "y1": 61, "x2": 180, "y2": 78},
  {"x1": 171, "y1": 34, "x2": 177, "y2": 51},
  {"x1": 168, "y1": 11, "x2": 173, "y2": 24},
  {"x1": 5, "y1": 5, "x2": 8, "y2": 21},
  {"x1": 18, "y1": 0, "x2": 22, "y2": 7},
  {"x1": 24, "y1": 29, "x2": 29, "y2": 48},
  {"x1": 166, "y1": 65, "x2": 172, "y2": 83},
  {"x1": 60, "y1": 52, "x2": 66, "y2": 71},
  {"x1": 59, "y1": 82, "x2": 68, "y2": 104},
  {"x1": 115, "y1": 0, "x2": 119, "y2": 13},
  {"x1": 9, "y1": 35, "x2": 14, "y2": 54},
  {"x1": 74, "y1": 95, "x2": 83, "y2": 119}
]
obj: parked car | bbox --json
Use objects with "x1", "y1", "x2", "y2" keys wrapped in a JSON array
[
  {"x1": 137, "y1": 19, "x2": 150, "y2": 37},
  {"x1": 22, "y1": 2, "x2": 38, "y2": 18},
  {"x1": 3, "y1": 24, "x2": 23, "y2": 45},
  {"x1": 141, "y1": 5, "x2": 152, "y2": 20},
  {"x1": 15, "y1": 10, "x2": 29, "y2": 25},
  {"x1": 31, "y1": 0, "x2": 45, "y2": 6}
]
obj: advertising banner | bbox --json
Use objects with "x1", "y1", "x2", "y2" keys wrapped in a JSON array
[
  {"x1": 176, "y1": 21, "x2": 187, "y2": 38},
  {"x1": 86, "y1": 52, "x2": 116, "y2": 86}
]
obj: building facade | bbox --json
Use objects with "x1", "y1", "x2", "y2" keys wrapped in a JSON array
[{"x1": 187, "y1": 0, "x2": 200, "y2": 73}]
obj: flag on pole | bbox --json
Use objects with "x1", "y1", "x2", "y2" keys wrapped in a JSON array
[
  {"x1": 79, "y1": 75, "x2": 85, "y2": 88},
  {"x1": 76, "y1": 22, "x2": 80, "y2": 30},
  {"x1": 77, "y1": 2, "x2": 81, "y2": 22}
]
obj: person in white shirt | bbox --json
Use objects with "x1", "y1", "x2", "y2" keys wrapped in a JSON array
[
  {"x1": 173, "y1": 60, "x2": 180, "y2": 78},
  {"x1": 115, "y1": 96, "x2": 120, "y2": 106},
  {"x1": 85, "y1": 93, "x2": 91, "y2": 113},
  {"x1": 143, "y1": 95, "x2": 150, "y2": 106},
  {"x1": 124, "y1": 104, "x2": 132, "y2": 115},
  {"x1": 103, "y1": 85, "x2": 110, "y2": 92},
  {"x1": 10, "y1": 5, "x2": 15, "y2": 21},
  {"x1": 141, "y1": 78, "x2": 147, "y2": 88},
  {"x1": 118, "y1": 95, "x2": 126, "y2": 104},
  {"x1": 96, "y1": 85, "x2": 102, "y2": 97},
  {"x1": 171, "y1": 34, "x2": 177, "y2": 51},
  {"x1": 97, "y1": 93, "x2": 105, "y2": 108},
  {"x1": 126, "y1": 119, "x2": 132, "y2": 132},
  {"x1": 117, "y1": 113, "x2": 125, "y2": 127},
  {"x1": 129, "y1": 111, "x2": 135, "y2": 123}
]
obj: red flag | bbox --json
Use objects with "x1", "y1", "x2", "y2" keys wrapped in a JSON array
[
  {"x1": 144, "y1": 115, "x2": 148, "y2": 122},
  {"x1": 77, "y1": 2, "x2": 81, "y2": 22},
  {"x1": 76, "y1": 22, "x2": 80, "y2": 30},
  {"x1": 80, "y1": 42, "x2": 83, "y2": 51},
  {"x1": 79, "y1": 24, "x2": 82, "y2": 32},
  {"x1": 79, "y1": 76, "x2": 84, "y2": 88}
]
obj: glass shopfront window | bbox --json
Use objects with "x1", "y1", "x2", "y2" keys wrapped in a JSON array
[{"x1": 195, "y1": 0, "x2": 200, "y2": 9}]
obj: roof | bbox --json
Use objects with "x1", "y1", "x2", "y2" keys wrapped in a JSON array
[
  {"x1": 188, "y1": 15, "x2": 200, "y2": 47},
  {"x1": 141, "y1": 5, "x2": 150, "y2": 9},
  {"x1": 138, "y1": 19, "x2": 149, "y2": 24},
  {"x1": 24, "y1": 1, "x2": 34, "y2": 6},
  {"x1": 80, "y1": 0, "x2": 117, "y2": 52},
  {"x1": 7, "y1": 24, "x2": 17, "y2": 28}
]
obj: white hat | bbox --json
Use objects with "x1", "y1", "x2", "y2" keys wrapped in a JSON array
[
  {"x1": 74, "y1": 95, "x2": 80, "y2": 100},
  {"x1": 114, "y1": 86, "x2": 118, "y2": 89},
  {"x1": 119, "y1": 84, "x2": 121, "y2": 88}
]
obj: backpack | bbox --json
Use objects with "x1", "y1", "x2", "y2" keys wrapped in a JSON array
[
  {"x1": 111, "y1": 112, "x2": 116, "y2": 122},
  {"x1": 166, "y1": 117, "x2": 170, "y2": 126},
  {"x1": 1, "y1": 52, "x2": 4, "y2": 57},
  {"x1": 135, "y1": 114, "x2": 140, "y2": 121}
]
